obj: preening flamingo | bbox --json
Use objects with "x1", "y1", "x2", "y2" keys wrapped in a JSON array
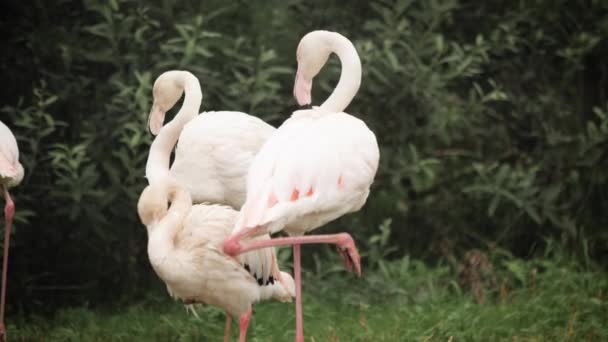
[
  {"x1": 146, "y1": 71, "x2": 275, "y2": 209},
  {"x1": 143, "y1": 70, "x2": 291, "y2": 341},
  {"x1": 223, "y1": 31, "x2": 380, "y2": 341},
  {"x1": 0, "y1": 120, "x2": 24, "y2": 341},
  {"x1": 137, "y1": 180, "x2": 295, "y2": 342}
]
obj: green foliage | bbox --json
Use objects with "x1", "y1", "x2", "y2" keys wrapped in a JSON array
[
  {"x1": 10, "y1": 252, "x2": 608, "y2": 341},
  {"x1": 0, "y1": 0, "x2": 607, "y2": 313}
]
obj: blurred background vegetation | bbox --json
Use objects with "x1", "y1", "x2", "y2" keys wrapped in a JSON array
[{"x1": 0, "y1": 0, "x2": 607, "y2": 321}]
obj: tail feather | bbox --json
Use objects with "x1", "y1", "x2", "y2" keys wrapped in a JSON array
[
  {"x1": 236, "y1": 234, "x2": 278, "y2": 285},
  {"x1": 259, "y1": 271, "x2": 295, "y2": 302}
]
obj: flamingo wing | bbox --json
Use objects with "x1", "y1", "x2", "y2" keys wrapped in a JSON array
[{"x1": 237, "y1": 110, "x2": 379, "y2": 234}]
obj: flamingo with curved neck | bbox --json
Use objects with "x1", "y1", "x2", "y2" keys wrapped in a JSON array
[
  {"x1": 143, "y1": 70, "x2": 287, "y2": 341},
  {"x1": 145, "y1": 70, "x2": 202, "y2": 184},
  {"x1": 138, "y1": 179, "x2": 295, "y2": 342},
  {"x1": 294, "y1": 30, "x2": 362, "y2": 113},
  {"x1": 145, "y1": 71, "x2": 275, "y2": 209},
  {"x1": 224, "y1": 30, "x2": 380, "y2": 342}
]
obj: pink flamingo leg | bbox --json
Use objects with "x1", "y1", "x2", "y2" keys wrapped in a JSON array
[
  {"x1": 293, "y1": 244, "x2": 304, "y2": 342},
  {"x1": 0, "y1": 188, "x2": 14, "y2": 342},
  {"x1": 224, "y1": 312, "x2": 232, "y2": 342},
  {"x1": 225, "y1": 232, "x2": 361, "y2": 276},
  {"x1": 238, "y1": 307, "x2": 252, "y2": 342}
]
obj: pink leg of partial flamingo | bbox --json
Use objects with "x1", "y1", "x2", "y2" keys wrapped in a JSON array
[
  {"x1": 239, "y1": 307, "x2": 252, "y2": 342},
  {"x1": 293, "y1": 244, "x2": 304, "y2": 342},
  {"x1": 224, "y1": 232, "x2": 361, "y2": 276},
  {"x1": 0, "y1": 187, "x2": 14, "y2": 342},
  {"x1": 224, "y1": 233, "x2": 360, "y2": 342},
  {"x1": 224, "y1": 312, "x2": 232, "y2": 342}
]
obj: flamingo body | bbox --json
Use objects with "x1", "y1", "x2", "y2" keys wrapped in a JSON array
[
  {"x1": 138, "y1": 182, "x2": 294, "y2": 319},
  {"x1": 146, "y1": 70, "x2": 279, "y2": 284},
  {"x1": 171, "y1": 111, "x2": 275, "y2": 208},
  {"x1": 239, "y1": 108, "x2": 379, "y2": 235},
  {"x1": 143, "y1": 71, "x2": 286, "y2": 341}
]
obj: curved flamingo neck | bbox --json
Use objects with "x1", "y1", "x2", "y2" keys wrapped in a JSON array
[
  {"x1": 146, "y1": 73, "x2": 202, "y2": 184},
  {"x1": 147, "y1": 183, "x2": 191, "y2": 269},
  {"x1": 320, "y1": 34, "x2": 361, "y2": 113}
]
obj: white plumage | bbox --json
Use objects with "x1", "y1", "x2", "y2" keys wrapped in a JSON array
[
  {"x1": 239, "y1": 109, "x2": 379, "y2": 236},
  {"x1": 223, "y1": 30, "x2": 380, "y2": 342},
  {"x1": 226, "y1": 30, "x2": 380, "y2": 258},
  {"x1": 145, "y1": 72, "x2": 275, "y2": 212},
  {"x1": 0, "y1": 121, "x2": 24, "y2": 187},
  {"x1": 137, "y1": 180, "x2": 294, "y2": 319},
  {"x1": 145, "y1": 71, "x2": 278, "y2": 281},
  {"x1": 171, "y1": 111, "x2": 274, "y2": 208},
  {"x1": 142, "y1": 71, "x2": 289, "y2": 341}
]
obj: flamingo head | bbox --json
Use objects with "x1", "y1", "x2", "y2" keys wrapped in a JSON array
[
  {"x1": 293, "y1": 31, "x2": 334, "y2": 106},
  {"x1": 137, "y1": 184, "x2": 169, "y2": 229},
  {"x1": 148, "y1": 71, "x2": 187, "y2": 135}
]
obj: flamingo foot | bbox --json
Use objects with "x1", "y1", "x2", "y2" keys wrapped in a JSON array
[
  {"x1": 0, "y1": 322, "x2": 5, "y2": 342},
  {"x1": 225, "y1": 231, "x2": 362, "y2": 277},
  {"x1": 335, "y1": 234, "x2": 361, "y2": 277}
]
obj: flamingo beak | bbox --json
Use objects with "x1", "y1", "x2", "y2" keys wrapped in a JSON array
[
  {"x1": 293, "y1": 69, "x2": 312, "y2": 106},
  {"x1": 148, "y1": 103, "x2": 166, "y2": 136}
]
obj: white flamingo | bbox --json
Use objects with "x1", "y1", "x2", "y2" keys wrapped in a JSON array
[
  {"x1": 143, "y1": 70, "x2": 292, "y2": 341},
  {"x1": 223, "y1": 30, "x2": 380, "y2": 342},
  {"x1": 0, "y1": 120, "x2": 24, "y2": 341},
  {"x1": 138, "y1": 180, "x2": 294, "y2": 342},
  {"x1": 146, "y1": 71, "x2": 275, "y2": 209}
]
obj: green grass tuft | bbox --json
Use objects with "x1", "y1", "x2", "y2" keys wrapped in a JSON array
[{"x1": 9, "y1": 251, "x2": 608, "y2": 341}]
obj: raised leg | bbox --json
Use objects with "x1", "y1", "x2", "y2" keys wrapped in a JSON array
[
  {"x1": 293, "y1": 244, "x2": 304, "y2": 342},
  {"x1": 224, "y1": 312, "x2": 232, "y2": 342},
  {"x1": 239, "y1": 307, "x2": 252, "y2": 342},
  {"x1": 224, "y1": 232, "x2": 361, "y2": 276},
  {"x1": 0, "y1": 188, "x2": 15, "y2": 342}
]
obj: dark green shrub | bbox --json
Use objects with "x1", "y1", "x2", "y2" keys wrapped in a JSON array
[{"x1": 0, "y1": 0, "x2": 606, "y2": 312}]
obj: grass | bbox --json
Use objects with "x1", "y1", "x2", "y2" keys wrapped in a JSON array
[{"x1": 9, "y1": 247, "x2": 608, "y2": 341}]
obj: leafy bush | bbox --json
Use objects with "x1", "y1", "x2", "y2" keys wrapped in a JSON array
[{"x1": 0, "y1": 0, "x2": 606, "y2": 313}]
